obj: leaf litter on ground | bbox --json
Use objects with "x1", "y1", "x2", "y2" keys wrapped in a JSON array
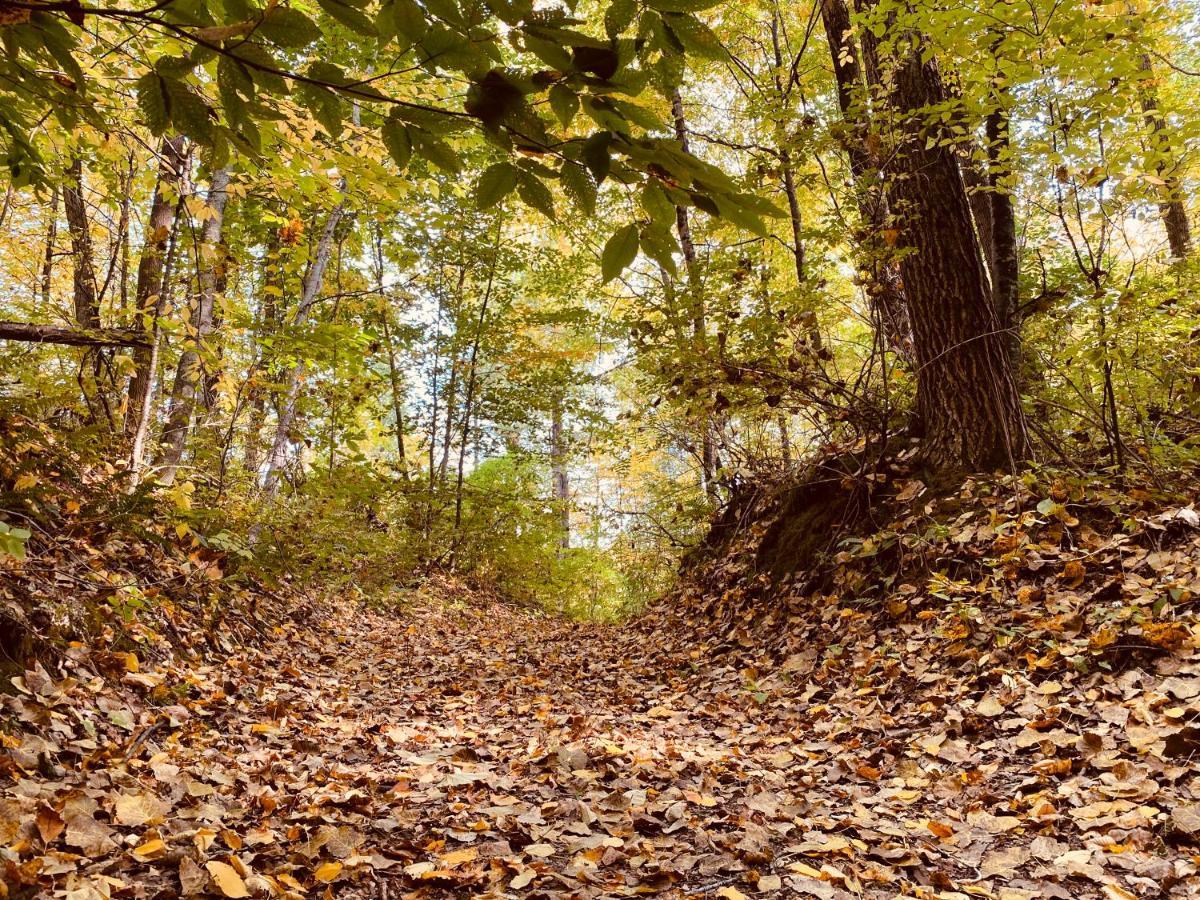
[{"x1": 3, "y1": 469, "x2": 1200, "y2": 898}]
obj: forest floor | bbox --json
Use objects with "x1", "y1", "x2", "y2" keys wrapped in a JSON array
[{"x1": 4, "y1": 565, "x2": 1200, "y2": 899}]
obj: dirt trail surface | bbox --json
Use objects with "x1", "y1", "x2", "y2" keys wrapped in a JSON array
[{"x1": 4, "y1": 587, "x2": 1200, "y2": 899}]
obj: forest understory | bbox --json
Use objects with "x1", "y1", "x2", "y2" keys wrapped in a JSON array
[{"x1": 3, "y1": 0, "x2": 1200, "y2": 895}]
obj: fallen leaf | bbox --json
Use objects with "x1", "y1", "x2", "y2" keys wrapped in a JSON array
[{"x1": 205, "y1": 861, "x2": 249, "y2": 898}]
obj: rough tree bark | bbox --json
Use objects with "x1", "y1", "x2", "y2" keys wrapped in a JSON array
[
  {"x1": 62, "y1": 159, "x2": 100, "y2": 329},
  {"x1": 40, "y1": 187, "x2": 57, "y2": 309},
  {"x1": 986, "y1": 102, "x2": 1021, "y2": 373},
  {"x1": 1136, "y1": 52, "x2": 1192, "y2": 259},
  {"x1": 818, "y1": 0, "x2": 912, "y2": 359},
  {"x1": 0, "y1": 322, "x2": 147, "y2": 347},
  {"x1": 260, "y1": 197, "x2": 347, "y2": 498},
  {"x1": 157, "y1": 168, "x2": 231, "y2": 486},
  {"x1": 125, "y1": 136, "x2": 187, "y2": 439},
  {"x1": 884, "y1": 33, "x2": 1029, "y2": 471}
]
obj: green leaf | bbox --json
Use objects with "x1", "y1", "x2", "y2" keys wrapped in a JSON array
[
  {"x1": 381, "y1": 117, "x2": 412, "y2": 169},
  {"x1": 163, "y1": 78, "x2": 213, "y2": 143},
  {"x1": 259, "y1": 6, "x2": 321, "y2": 47},
  {"x1": 560, "y1": 162, "x2": 597, "y2": 215},
  {"x1": 136, "y1": 72, "x2": 170, "y2": 134},
  {"x1": 640, "y1": 179, "x2": 676, "y2": 228},
  {"x1": 382, "y1": 0, "x2": 428, "y2": 41},
  {"x1": 662, "y1": 12, "x2": 725, "y2": 60},
  {"x1": 317, "y1": 0, "x2": 378, "y2": 35},
  {"x1": 476, "y1": 162, "x2": 519, "y2": 209},
  {"x1": 548, "y1": 83, "x2": 579, "y2": 129},
  {"x1": 639, "y1": 223, "x2": 678, "y2": 275},
  {"x1": 581, "y1": 130, "x2": 613, "y2": 183},
  {"x1": 646, "y1": 0, "x2": 724, "y2": 11},
  {"x1": 521, "y1": 33, "x2": 573, "y2": 70},
  {"x1": 601, "y1": 223, "x2": 639, "y2": 282},
  {"x1": 410, "y1": 127, "x2": 460, "y2": 173},
  {"x1": 516, "y1": 169, "x2": 556, "y2": 220},
  {"x1": 604, "y1": 0, "x2": 637, "y2": 38}
]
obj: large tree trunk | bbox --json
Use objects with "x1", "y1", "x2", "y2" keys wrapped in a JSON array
[
  {"x1": 125, "y1": 136, "x2": 187, "y2": 439},
  {"x1": 819, "y1": 0, "x2": 912, "y2": 360},
  {"x1": 886, "y1": 36, "x2": 1028, "y2": 471},
  {"x1": 157, "y1": 168, "x2": 231, "y2": 486},
  {"x1": 260, "y1": 198, "x2": 346, "y2": 498}
]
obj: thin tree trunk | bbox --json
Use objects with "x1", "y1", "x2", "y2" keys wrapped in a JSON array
[
  {"x1": 260, "y1": 197, "x2": 347, "y2": 498},
  {"x1": 437, "y1": 357, "x2": 459, "y2": 485},
  {"x1": 157, "y1": 168, "x2": 231, "y2": 485},
  {"x1": 129, "y1": 208, "x2": 185, "y2": 482},
  {"x1": 551, "y1": 402, "x2": 569, "y2": 551},
  {"x1": 62, "y1": 159, "x2": 100, "y2": 329},
  {"x1": 819, "y1": 0, "x2": 912, "y2": 360},
  {"x1": 670, "y1": 89, "x2": 717, "y2": 500},
  {"x1": 40, "y1": 188, "x2": 58, "y2": 308},
  {"x1": 243, "y1": 232, "x2": 283, "y2": 475},
  {"x1": 381, "y1": 312, "x2": 410, "y2": 478},
  {"x1": 452, "y1": 224, "x2": 500, "y2": 549},
  {"x1": 125, "y1": 136, "x2": 187, "y2": 438},
  {"x1": 372, "y1": 224, "x2": 410, "y2": 480},
  {"x1": 986, "y1": 103, "x2": 1021, "y2": 374},
  {"x1": 1136, "y1": 52, "x2": 1192, "y2": 258},
  {"x1": 771, "y1": 10, "x2": 806, "y2": 287},
  {"x1": 884, "y1": 31, "x2": 1028, "y2": 471}
]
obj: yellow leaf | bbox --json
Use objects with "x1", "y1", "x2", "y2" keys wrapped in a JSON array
[
  {"x1": 205, "y1": 861, "x2": 249, "y2": 898},
  {"x1": 13, "y1": 474, "x2": 37, "y2": 491},
  {"x1": 440, "y1": 847, "x2": 478, "y2": 868},
  {"x1": 717, "y1": 888, "x2": 748, "y2": 900},
  {"x1": 132, "y1": 838, "x2": 167, "y2": 860},
  {"x1": 314, "y1": 861, "x2": 343, "y2": 883}
]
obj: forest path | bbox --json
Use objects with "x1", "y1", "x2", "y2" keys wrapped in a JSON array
[{"x1": 8, "y1": 589, "x2": 1199, "y2": 898}]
